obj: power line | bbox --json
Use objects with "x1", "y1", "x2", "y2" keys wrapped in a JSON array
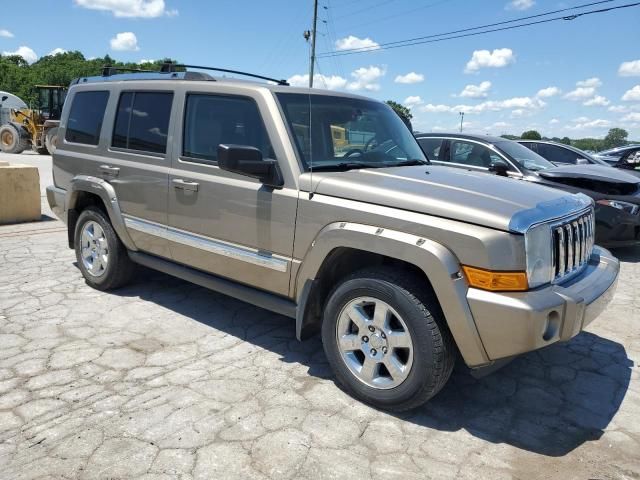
[{"x1": 319, "y1": 0, "x2": 636, "y2": 57}]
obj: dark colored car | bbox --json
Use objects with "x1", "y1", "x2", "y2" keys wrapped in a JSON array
[
  {"x1": 518, "y1": 140, "x2": 640, "y2": 178},
  {"x1": 594, "y1": 144, "x2": 640, "y2": 166},
  {"x1": 416, "y1": 133, "x2": 640, "y2": 247}
]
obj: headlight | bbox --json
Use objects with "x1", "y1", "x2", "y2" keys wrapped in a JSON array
[
  {"x1": 596, "y1": 199, "x2": 639, "y2": 215},
  {"x1": 524, "y1": 222, "x2": 553, "y2": 289}
]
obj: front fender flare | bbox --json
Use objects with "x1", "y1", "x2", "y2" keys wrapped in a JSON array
[
  {"x1": 67, "y1": 175, "x2": 137, "y2": 251},
  {"x1": 295, "y1": 222, "x2": 490, "y2": 367}
]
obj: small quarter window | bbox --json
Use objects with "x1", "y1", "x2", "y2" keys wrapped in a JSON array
[
  {"x1": 65, "y1": 91, "x2": 109, "y2": 145},
  {"x1": 112, "y1": 91, "x2": 173, "y2": 154},
  {"x1": 182, "y1": 94, "x2": 274, "y2": 162}
]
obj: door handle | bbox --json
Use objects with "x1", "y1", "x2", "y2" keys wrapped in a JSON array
[
  {"x1": 99, "y1": 165, "x2": 120, "y2": 177},
  {"x1": 172, "y1": 178, "x2": 199, "y2": 192}
]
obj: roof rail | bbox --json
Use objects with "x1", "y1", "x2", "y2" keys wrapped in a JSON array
[
  {"x1": 102, "y1": 65, "x2": 155, "y2": 77},
  {"x1": 160, "y1": 62, "x2": 289, "y2": 86}
]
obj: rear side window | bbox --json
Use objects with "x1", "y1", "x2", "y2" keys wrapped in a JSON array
[
  {"x1": 537, "y1": 144, "x2": 579, "y2": 164},
  {"x1": 182, "y1": 94, "x2": 273, "y2": 162},
  {"x1": 65, "y1": 91, "x2": 109, "y2": 145},
  {"x1": 112, "y1": 91, "x2": 173, "y2": 154},
  {"x1": 417, "y1": 138, "x2": 443, "y2": 161}
]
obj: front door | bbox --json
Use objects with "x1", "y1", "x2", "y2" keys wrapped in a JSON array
[{"x1": 167, "y1": 91, "x2": 297, "y2": 296}]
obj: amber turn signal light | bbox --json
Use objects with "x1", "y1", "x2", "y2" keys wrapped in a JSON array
[{"x1": 461, "y1": 266, "x2": 529, "y2": 292}]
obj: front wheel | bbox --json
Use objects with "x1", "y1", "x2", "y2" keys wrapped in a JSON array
[
  {"x1": 322, "y1": 267, "x2": 456, "y2": 411},
  {"x1": 0, "y1": 124, "x2": 28, "y2": 154},
  {"x1": 74, "y1": 206, "x2": 134, "y2": 290}
]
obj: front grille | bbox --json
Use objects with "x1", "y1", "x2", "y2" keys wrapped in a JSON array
[{"x1": 551, "y1": 210, "x2": 595, "y2": 283}]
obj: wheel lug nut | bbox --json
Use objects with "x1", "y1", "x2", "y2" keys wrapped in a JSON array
[
  {"x1": 368, "y1": 326, "x2": 375, "y2": 333},
  {"x1": 362, "y1": 336, "x2": 369, "y2": 343},
  {"x1": 382, "y1": 347, "x2": 388, "y2": 354},
  {"x1": 381, "y1": 332, "x2": 386, "y2": 339},
  {"x1": 371, "y1": 349, "x2": 377, "y2": 355}
]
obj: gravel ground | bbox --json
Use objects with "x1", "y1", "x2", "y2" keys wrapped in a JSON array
[{"x1": 0, "y1": 152, "x2": 639, "y2": 479}]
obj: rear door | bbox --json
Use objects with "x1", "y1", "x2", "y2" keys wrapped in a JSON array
[{"x1": 166, "y1": 88, "x2": 297, "y2": 296}]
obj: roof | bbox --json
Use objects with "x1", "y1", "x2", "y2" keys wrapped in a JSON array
[
  {"x1": 69, "y1": 70, "x2": 374, "y2": 101},
  {"x1": 413, "y1": 132, "x2": 507, "y2": 144}
]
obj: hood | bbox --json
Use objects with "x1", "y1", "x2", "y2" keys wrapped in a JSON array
[
  {"x1": 308, "y1": 165, "x2": 587, "y2": 232},
  {"x1": 537, "y1": 165, "x2": 640, "y2": 196}
]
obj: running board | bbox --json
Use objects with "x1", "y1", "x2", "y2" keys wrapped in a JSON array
[{"x1": 128, "y1": 251, "x2": 297, "y2": 319}]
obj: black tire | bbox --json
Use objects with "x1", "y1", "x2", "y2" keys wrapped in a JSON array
[
  {"x1": 0, "y1": 124, "x2": 28, "y2": 154},
  {"x1": 74, "y1": 206, "x2": 135, "y2": 291},
  {"x1": 322, "y1": 267, "x2": 456, "y2": 412},
  {"x1": 36, "y1": 146, "x2": 49, "y2": 155}
]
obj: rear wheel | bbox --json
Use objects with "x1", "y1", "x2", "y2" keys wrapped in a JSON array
[
  {"x1": 322, "y1": 267, "x2": 456, "y2": 411},
  {"x1": 44, "y1": 127, "x2": 59, "y2": 154},
  {"x1": 0, "y1": 124, "x2": 28, "y2": 154},
  {"x1": 74, "y1": 206, "x2": 135, "y2": 290}
]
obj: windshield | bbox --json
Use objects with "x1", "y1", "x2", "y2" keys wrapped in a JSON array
[
  {"x1": 276, "y1": 93, "x2": 427, "y2": 171},
  {"x1": 494, "y1": 141, "x2": 555, "y2": 171}
]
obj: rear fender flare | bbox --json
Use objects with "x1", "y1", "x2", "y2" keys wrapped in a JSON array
[
  {"x1": 295, "y1": 222, "x2": 490, "y2": 366},
  {"x1": 67, "y1": 175, "x2": 137, "y2": 251}
]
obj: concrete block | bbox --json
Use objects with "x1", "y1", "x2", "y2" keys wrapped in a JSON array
[{"x1": 0, "y1": 163, "x2": 41, "y2": 224}]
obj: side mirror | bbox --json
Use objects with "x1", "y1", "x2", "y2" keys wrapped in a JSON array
[
  {"x1": 488, "y1": 160, "x2": 509, "y2": 177},
  {"x1": 576, "y1": 157, "x2": 589, "y2": 165},
  {"x1": 217, "y1": 144, "x2": 283, "y2": 188}
]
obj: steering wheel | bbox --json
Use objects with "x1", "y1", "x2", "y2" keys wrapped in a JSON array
[
  {"x1": 343, "y1": 148, "x2": 364, "y2": 158},
  {"x1": 364, "y1": 135, "x2": 378, "y2": 152}
]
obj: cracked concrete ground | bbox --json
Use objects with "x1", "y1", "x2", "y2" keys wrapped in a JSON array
[{"x1": 0, "y1": 155, "x2": 639, "y2": 479}]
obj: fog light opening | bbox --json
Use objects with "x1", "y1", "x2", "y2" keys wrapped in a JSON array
[{"x1": 543, "y1": 311, "x2": 560, "y2": 341}]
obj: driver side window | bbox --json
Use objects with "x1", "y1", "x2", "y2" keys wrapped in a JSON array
[{"x1": 448, "y1": 140, "x2": 503, "y2": 168}]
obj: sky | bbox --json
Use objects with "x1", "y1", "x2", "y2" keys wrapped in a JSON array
[{"x1": 2, "y1": 0, "x2": 640, "y2": 139}]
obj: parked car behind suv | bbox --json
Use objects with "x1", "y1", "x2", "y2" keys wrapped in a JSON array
[
  {"x1": 47, "y1": 67, "x2": 619, "y2": 411},
  {"x1": 594, "y1": 144, "x2": 640, "y2": 166},
  {"x1": 416, "y1": 133, "x2": 640, "y2": 247},
  {"x1": 518, "y1": 139, "x2": 640, "y2": 179}
]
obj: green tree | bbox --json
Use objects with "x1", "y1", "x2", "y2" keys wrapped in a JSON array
[
  {"x1": 385, "y1": 100, "x2": 413, "y2": 131},
  {"x1": 560, "y1": 137, "x2": 572, "y2": 145},
  {"x1": 603, "y1": 128, "x2": 628, "y2": 149},
  {"x1": 521, "y1": 130, "x2": 542, "y2": 140}
]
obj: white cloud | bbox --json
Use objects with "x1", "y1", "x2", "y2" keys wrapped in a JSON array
[
  {"x1": 459, "y1": 81, "x2": 492, "y2": 98},
  {"x1": 622, "y1": 112, "x2": 640, "y2": 122},
  {"x1": 622, "y1": 85, "x2": 640, "y2": 102},
  {"x1": 576, "y1": 77, "x2": 602, "y2": 88},
  {"x1": 465, "y1": 48, "x2": 514, "y2": 73},
  {"x1": 47, "y1": 48, "x2": 67, "y2": 56},
  {"x1": 287, "y1": 73, "x2": 347, "y2": 90},
  {"x1": 1, "y1": 46, "x2": 37, "y2": 64},
  {"x1": 138, "y1": 59, "x2": 155, "y2": 64},
  {"x1": 403, "y1": 96, "x2": 423, "y2": 107},
  {"x1": 74, "y1": 0, "x2": 175, "y2": 17},
  {"x1": 394, "y1": 72, "x2": 424, "y2": 84},
  {"x1": 619, "y1": 59, "x2": 640, "y2": 77},
  {"x1": 506, "y1": 0, "x2": 535, "y2": 10},
  {"x1": 110, "y1": 32, "x2": 139, "y2": 51},
  {"x1": 565, "y1": 87, "x2": 596, "y2": 100},
  {"x1": 420, "y1": 96, "x2": 545, "y2": 115},
  {"x1": 420, "y1": 104, "x2": 454, "y2": 113},
  {"x1": 550, "y1": 118, "x2": 560, "y2": 124},
  {"x1": 566, "y1": 118, "x2": 611, "y2": 130},
  {"x1": 0, "y1": 29, "x2": 13, "y2": 38},
  {"x1": 335, "y1": 35, "x2": 379, "y2": 52},
  {"x1": 347, "y1": 65, "x2": 386, "y2": 91},
  {"x1": 536, "y1": 86, "x2": 561, "y2": 98},
  {"x1": 583, "y1": 95, "x2": 610, "y2": 107},
  {"x1": 484, "y1": 121, "x2": 511, "y2": 131}
]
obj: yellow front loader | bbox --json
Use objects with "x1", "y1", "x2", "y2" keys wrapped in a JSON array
[{"x1": 0, "y1": 85, "x2": 66, "y2": 155}]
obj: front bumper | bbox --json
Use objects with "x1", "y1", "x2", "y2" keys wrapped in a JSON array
[
  {"x1": 595, "y1": 204, "x2": 640, "y2": 248},
  {"x1": 46, "y1": 185, "x2": 66, "y2": 222},
  {"x1": 468, "y1": 246, "x2": 619, "y2": 361}
]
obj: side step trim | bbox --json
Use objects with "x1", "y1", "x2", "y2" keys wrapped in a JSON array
[{"x1": 128, "y1": 251, "x2": 297, "y2": 319}]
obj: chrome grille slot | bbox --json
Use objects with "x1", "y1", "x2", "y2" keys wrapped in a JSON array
[{"x1": 551, "y1": 210, "x2": 594, "y2": 283}]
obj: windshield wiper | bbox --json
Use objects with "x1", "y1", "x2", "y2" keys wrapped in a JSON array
[
  {"x1": 310, "y1": 162, "x2": 386, "y2": 172},
  {"x1": 387, "y1": 159, "x2": 430, "y2": 167}
]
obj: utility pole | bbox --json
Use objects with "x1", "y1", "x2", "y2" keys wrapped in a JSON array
[
  {"x1": 308, "y1": 0, "x2": 319, "y2": 88},
  {"x1": 459, "y1": 111, "x2": 465, "y2": 132}
]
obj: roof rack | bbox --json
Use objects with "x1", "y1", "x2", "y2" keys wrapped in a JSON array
[
  {"x1": 70, "y1": 63, "x2": 289, "y2": 87},
  {"x1": 160, "y1": 62, "x2": 289, "y2": 86}
]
